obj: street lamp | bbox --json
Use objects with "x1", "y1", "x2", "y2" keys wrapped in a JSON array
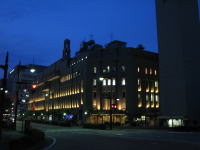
[{"x1": 30, "y1": 68, "x2": 36, "y2": 73}]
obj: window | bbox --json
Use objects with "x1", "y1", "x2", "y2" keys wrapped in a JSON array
[
  {"x1": 155, "y1": 95, "x2": 159, "y2": 102},
  {"x1": 151, "y1": 94, "x2": 154, "y2": 102},
  {"x1": 146, "y1": 95, "x2": 149, "y2": 101},
  {"x1": 122, "y1": 66, "x2": 125, "y2": 72},
  {"x1": 150, "y1": 68, "x2": 152, "y2": 75},
  {"x1": 113, "y1": 66, "x2": 116, "y2": 72},
  {"x1": 154, "y1": 69, "x2": 157, "y2": 76},
  {"x1": 93, "y1": 79, "x2": 96, "y2": 86},
  {"x1": 103, "y1": 79, "x2": 106, "y2": 86},
  {"x1": 137, "y1": 67, "x2": 140, "y2": 73},
  {"x1": 155, "y1": 81, "x2": 159, "y2": 93},
  {"x1": 146, "y1": 79, "x2": 149, "y2": 92},
  {"x1": 138, "y1": 78, "x2": 141, "y2": 91},
  {"x1": 108, "y1": 79, "x2": 111, "y2": 86},
  {"x1": 145, "y1": 68, "x2": 148, "y2": 74},
  {"x1": 122, "y1": 78, "x2": 126, "y2": 85},
  {"x1": 112, "y1": 78, "x2": 116, "y2": 86},
  {"x1": 155, "y1": 81, "x2": 158, "y2": 87},
  {"x1": 107, "y1": 66, "x2": 110, "y2": 72},
  {"x1": 151, "y1": 94, "x2": 154, "y2": 108},
  {"x1": 122, "y1": 92, "x2": 126, "y2": 98},
  {"x1": 93, "y1": 67, "x2": 97, "y2": 73},
  {"x1": 93, "y1": 92, "x2": 96, "y2": 98}
]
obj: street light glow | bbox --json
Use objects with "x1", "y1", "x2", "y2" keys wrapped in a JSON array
[
  {"x1": 30, "y1": 68, "x2": 36, "y2": 73},
  {"x1": 99, "y1": 77, "x2": 104, "y2": 81}
]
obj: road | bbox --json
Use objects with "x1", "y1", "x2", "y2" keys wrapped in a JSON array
[{"x1": 31, "y1": 123, "x2": 200, "y2": 150}]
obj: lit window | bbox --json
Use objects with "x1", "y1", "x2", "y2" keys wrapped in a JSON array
[
  {"x1": 155, "y1": 81, "x2": 158, "y2": 87},
  {"x1": 107, "y1": 66, "x2": 110, "y2": 72},
  {"x1": 155, "y1": 95, "x2": 159, "y2": 102},
  {"x1": 103, "y1": 79, "x2": 106, "y2": 86},
  {"x1": 150, "y1": 68, "x2": 152, "y2": 75},
  {"x1": 108, "y1": 79, "x2": 111, "y2": 86},
  {"x1": 138, "y1": 93, "x2": 142, "y2": 108},
  {"x1": 145, "y1": 68, "x2": 148, "y2": 74},
  {"x1": 112, "y1": 78, "x2": 116, "y2": 86},
  {"x1": 138, "y1": 78, "x2": 141, "y2": 91},
  {"x1": 137, "y1": 67, "x2": 140, "y2": 73},
  {"x1": 122, "y1": 78, "x2": 126, "y2": 85},
  {"x1": 155, "y1": 81, "x2": 159, "y2": 93},
  {"x1": 151, "y1": 94, "x2": 154, "y2": 108},
  {"x1": 146, "y1": 95, "x2": 149, "y2": 101},
  {"x1": 93, "y1": 67, "x2": 97, "y2": 73},
  {"x1": 146, "y1": 79, "x2": 149, "y2": 92},
  {"x1": 122, "y1": 66, "x2": 125, "y2": 72},
  {"x1": 93, "y1": 79, "x2": 96, "y2": 86},
  {"x1": 103, "y1": 69, "x2": 107, "y2": 73},
  {"x1": 154, "y1": 69, "x2": 157, "y2": 76}
]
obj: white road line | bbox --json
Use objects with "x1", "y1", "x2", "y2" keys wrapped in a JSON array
[{"x1": 43, "y1": 136, "x2": 56, "y2": 150}]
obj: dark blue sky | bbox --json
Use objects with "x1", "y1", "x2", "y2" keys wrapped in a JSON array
[{"x1": 0, "y1": 0, "x2": 199, "y2": 77}]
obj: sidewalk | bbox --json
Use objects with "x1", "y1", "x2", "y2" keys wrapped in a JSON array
[{"x1": 0, "y1": 129, "x2": 24, "y2": 150}]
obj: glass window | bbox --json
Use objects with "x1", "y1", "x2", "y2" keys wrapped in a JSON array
[
  {"x1": 137, "y1": 67, "x2": 140, "y2": 73},
  {"x1": 138, "y1": 78, "x2": 141, "y2": 91},
  {"x1": 93, "y1": 79, "x2": 96, "y2": 86},
  {"x1": 93, "y1": 92, "x2": 96, "y2": 98},
  {"x1": 122, "y1": 92, "x2": 126, "y2": 98},
  {"x1": 155, "y1": 81, "x2": 158, "y2": 87},
  {"x1": 145, "y1": 68, "x2": 148, "y2": 74},
  {"x1": 122, "y1": 66, "x2": 125, "y2": 72},
  {"x1": 103, "y1": 79, "x2": 106, "y2": 86},
  {"x1": 112, "y1": 78, "x2": 116, "y2": 86},
  {"x1": 154, "y1": 69, "x2": 157, "y2": 76},
  {"x1": 93, "y1": 67, "x2": 97, "y2": 73},
  {"x1": 107, "y1": 66, "x2": 110, "y2": 72},
  {"x1": 122, "y1": 78, "x2": 126, "y2": 85},
  {"x1": 108, "y1": 79, "x2": 111, "y2": 85},
  {"x1": 150, "y1": 68, "x2": 152, "y2": 75}
]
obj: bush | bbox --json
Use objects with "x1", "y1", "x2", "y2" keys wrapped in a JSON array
[{"x1": 9, "y1": 129, "x2": 45, "y2": 150}]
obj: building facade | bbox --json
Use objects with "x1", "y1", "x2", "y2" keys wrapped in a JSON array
[
  {"x1": 156, "y1": 0, "x2": 200, "y2": 127},
  {"x1": 28, "y1": 40, "x2": 159, "y2": 126},
  {"x1": 8, "y1": 64, "x2": 47, "y2": 118}
]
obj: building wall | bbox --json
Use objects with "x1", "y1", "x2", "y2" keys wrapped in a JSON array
[
  {"x1": 28, "y1": 40, "x2": 159, "y2": 125},
  {"x1": 156, "y1": 0, "x2": 200, "y2": 123}
]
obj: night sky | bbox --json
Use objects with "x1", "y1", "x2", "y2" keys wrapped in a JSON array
[{"x1": 0, "y1": 0, "x2": 199, "y2": 77}]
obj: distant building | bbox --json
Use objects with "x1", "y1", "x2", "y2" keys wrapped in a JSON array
[
  {"x1": 28, "y1": 39, "x2": 159, "y2": 126},
  {"x1": 8, "y1": 64, "x2": 47, "y2": 117},
  {"x1": 156, "y1": 0, "x2": 200, "y2": 127}
]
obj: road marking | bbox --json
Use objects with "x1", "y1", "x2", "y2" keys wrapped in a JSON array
[{"x1": 43, "y1": 136, "x2": 56, "y2": 150}]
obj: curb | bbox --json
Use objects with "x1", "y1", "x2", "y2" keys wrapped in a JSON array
[{"x1": 42, "y1": 136, "x2": 56, "y2": 150}]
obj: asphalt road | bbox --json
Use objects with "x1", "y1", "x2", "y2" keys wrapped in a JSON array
[{"x1": 31, "y1": 123, "x2": 200, "y2": 150}]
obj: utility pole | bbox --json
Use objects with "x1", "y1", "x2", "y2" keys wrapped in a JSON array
[{"x1": 0, "y1": 52, "x2": 9, "y2": 140}]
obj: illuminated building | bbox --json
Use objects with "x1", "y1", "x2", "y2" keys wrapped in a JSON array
[{"x1": 28, "y1": 39, "x2": 159, "y2": 126}]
